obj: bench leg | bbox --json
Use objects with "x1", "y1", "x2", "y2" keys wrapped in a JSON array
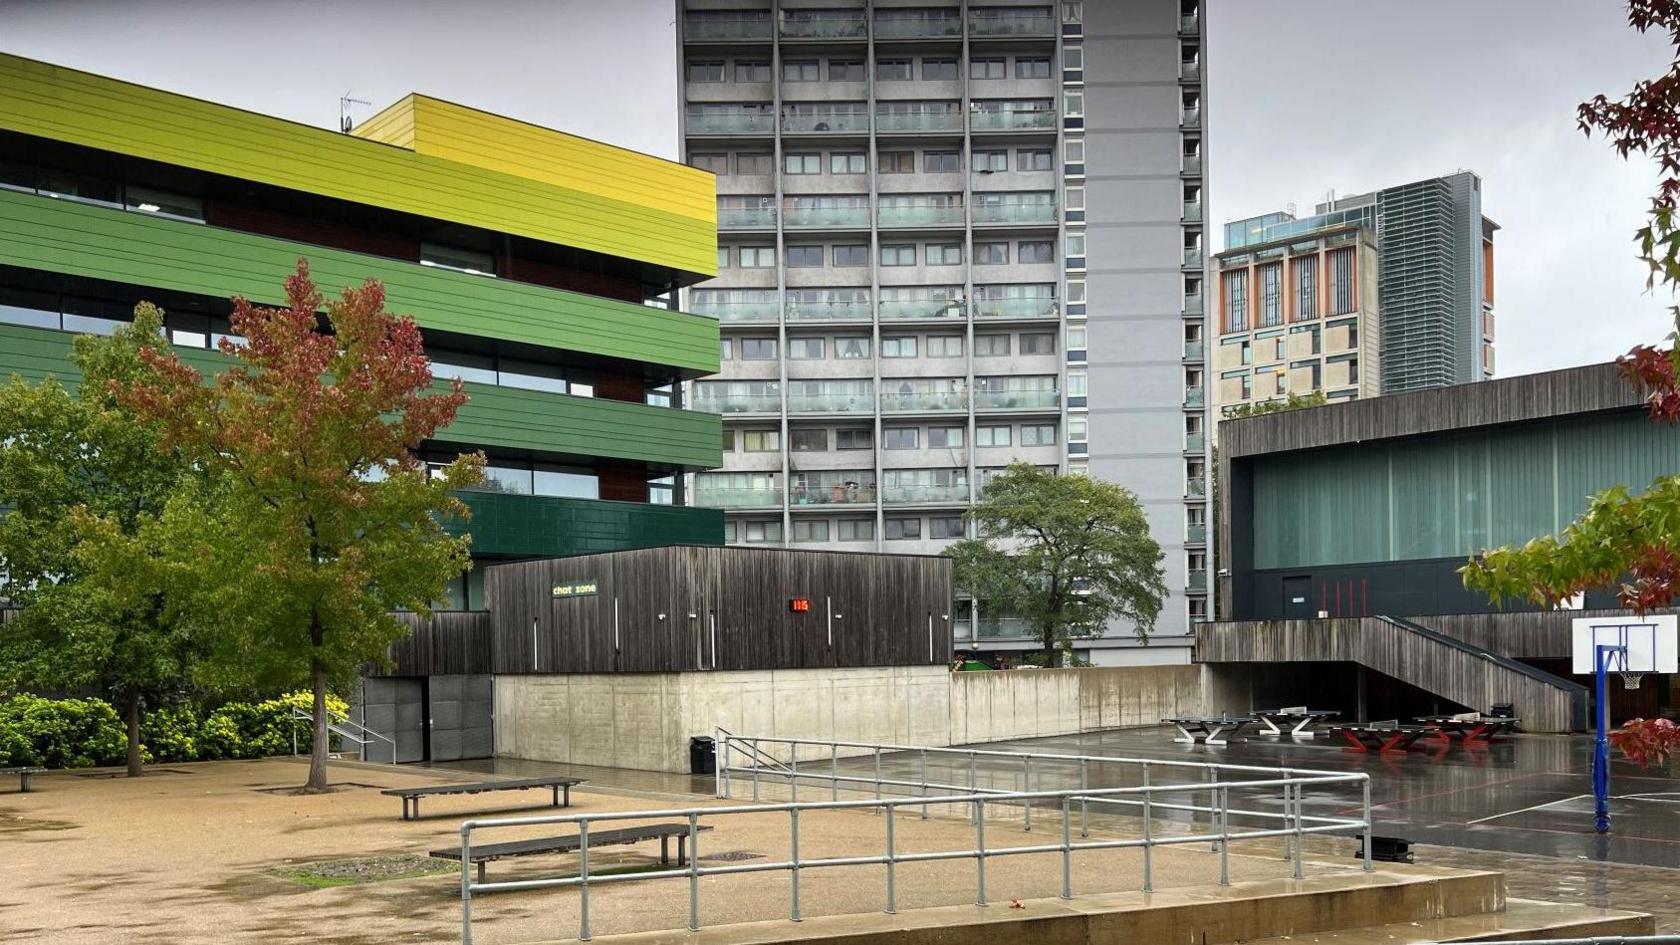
[
  {"x1": 678, "y1": 835, "x2": 687, "y2": 867},
  {"x1": 564, "y1": 784, "x2": 571, "y2": 808},
  {"x1": 411, "y1": 797, "x2": 419, "y2": 820},
  {"x1": 19, "y1": 772, "x2": 30, "y2": 793},
  {"x1": 552, "y1": 785, "x2": 560, "y2": 808},
  {"x1": 478, "y1": 861, "x2": 486, "y2": 885},
  {"x1": 661, "y1": 836, "x2": 670, "y2": 865}
]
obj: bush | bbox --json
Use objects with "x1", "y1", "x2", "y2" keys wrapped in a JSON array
[
  {"x1": 141, "y1": 704, "x2": 200, "y2": 763},
  {"x1": 0, "y1": 694, "x2": 126, "y2": 768}
]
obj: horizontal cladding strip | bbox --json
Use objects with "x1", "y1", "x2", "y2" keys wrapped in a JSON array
[
  {"x1": 0, "y1": 55, "x2": 716, "y2": 278},
  {"x1": 0, "y1": 323, "x2": 723, "y2": 470},
  {"x1": 446, "y1": 492, "x2": 723, "y2": 558},
  {"x1": 0, "y1": 189, "x2": 719, "y2": 375}
]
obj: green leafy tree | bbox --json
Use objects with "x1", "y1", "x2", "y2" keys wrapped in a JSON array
[
  {"x1": 947, "y1": 463, "x2": 1167, "y2": 664},
  {"x1": 0, "y1": 305, "x2": 203, "y2": 777},
  {"x1": 1221, "y1": 390, "x2": 1328, "y2": 419},
  {"x1": 119, "y1": 261, "x2": 483, "y2": 792}
]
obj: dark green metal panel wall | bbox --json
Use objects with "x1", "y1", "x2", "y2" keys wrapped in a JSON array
[{"x1": 451, "y1": 491, "x2": 723, "y2": 558}]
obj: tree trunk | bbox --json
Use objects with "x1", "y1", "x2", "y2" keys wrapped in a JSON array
[
  {"x1": 1041, "y1": 624, "x2": 1057, "y2": 669},
  {"x1": 305, "y1": 658, "x2": 331, "y2": 793},
  {"x1": 124, "y1": 687, "x2": 144, "y2": 778}
]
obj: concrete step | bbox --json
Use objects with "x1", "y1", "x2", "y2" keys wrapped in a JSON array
[{"x1": 1237, "y1": 897, "x2": 1654, "y2": 944}]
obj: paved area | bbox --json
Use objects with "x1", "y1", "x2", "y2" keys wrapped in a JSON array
[{"x1": 0, "y1": 757, "x2": 1353, "y2": 945}]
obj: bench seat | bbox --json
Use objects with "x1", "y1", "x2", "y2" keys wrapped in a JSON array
[
  {"x1": 431, "y1": 823, "x2": 714, "y2": 884},
  {"x1": 381, "y1": 776, "x2": 584, "y2": 820}
]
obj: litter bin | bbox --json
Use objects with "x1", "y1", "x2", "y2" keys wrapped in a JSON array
[
  {"x1": 1489, "y1": 703, "x2": 1514, "y2": 719},
  {"x1": 689, "y1": 735, "x2": 716, "y2": 775}
]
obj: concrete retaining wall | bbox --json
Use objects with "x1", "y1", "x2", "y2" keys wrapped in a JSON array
[{"x1": 948, "y1": 666, "x2": 1204, "y2": 744}]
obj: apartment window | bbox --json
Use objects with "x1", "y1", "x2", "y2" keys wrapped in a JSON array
[
  {"x1": 734, "y1": 60, "x2": 771, "y2": 82},
  {"x1": 881, "y1": 244, "x2": 917, "y2": 266},
  {"x1": 830, "y1": 152, "x2": 866, "y2": 174},
  {"x1": 836, "y1": 428, "x2": 873, "y2": 450},
  {"x1": 691, "y1": 152, "x2": 729, "y2": 173},
  {"x1": 1293, "y1": 256, "x2": 1318, "y2": 320},
  {"x1": 1067, "y1": 325, "x2": 1087, "y2": 349},
  {"x1": 783, "y1": 59, "x2": 821, "y2": 81},
  {"x1": 1067, "y1": 280, "x2": 1086, "y2": 304},
  {"x1": 1271, "y1": 337, "x2": 1285, "y2": 361},
  {"x1": 1239, "y1": 374, "x2": 1253, "y2": 399},
  {"x1": 786, "y1": 244, "x2": 824, "y2": 268},
  {"x1": 1329, "y1": 247, "x2": 1355, "y2": 314},
  {"x1": 976, "y1": 426, "x2": 1012, "y2": 447},
  {"x1": 737, "y1": 152, "x2": 774, "y2": 175},
  {"x1": 1348, "y1": 358, "x2": 1360, "y2": 383},
  {"x1": 930, "y1": 516, "x2": 965, "y2": 539},
  {"x1": 1063, "y1": 2, "x2": 1083, "y2": 22},
  {"x1": 1067, "y1": 369, "x2": 1088, "y2": 397},
  {"x1": 1020, "y1": 332, "x2": 1056, "y2": 355},
  {"x1": 970, "y1": 57, "x2": 1006, "y2": 79},
  {"x1": 830, "y1": 59, "x2": 865, "y2": 81},
  {"x1": 830, "y1": 243, "x2": 869, "y2": 267},
  {"x1": 1064, "y1": 90, "x2": 1084, "y2": 117},
  {"x1": 877, "y1": 59, "x2": 913, "y2": 81},
  {"x1": 1258, "y1": 262, "x2": 1283, "y2": 327},
  {"x1": 835, "y1": 336, "x2": 871, "y2": 359},
  {"x1": 721, "y1": 428, "x2": 737, "y2": 451},
  {"x1": 1067, "y1": 418, "x2": 1088, "y2": 442},
  {"x1": 1015, "y1": 56, "x2": 1051, "y2": 79},
  {"x1": 744, "y1": 521, "x2": 783, "y2": 543},
  {"x1": 879, "y1": 151, "x2": 915, "y2": 174},
  {"x1": 1240, "y1": 340, "x2": 1253, "y2": 364},
  {"x1": 719, "y1": 338, "x2": 734, "y2": 361},
  {"x1": 788, "y1": 337, "x2": 825, "y2": 360},
  {"x1": 927, "y1": 243, "x2": 963, "y2": 266},
  {"x1": 687, "y1": 61, "x2": 725, "y2": 82},
  {"x1": 972, "y1": 149, "x2": 1008, "y2": 172},
  {"x1": 742, "y1": 430, "x2": 781, "y2": 451},
  {"x1": 929, "y1": 425, "x2": 965, "y2": 448},
  {"x1": 886, "y1": 517, "x2": 923, "y2": 540},
  {"x1": 1065, "y1": 233, "x2": 1087, "y2": 260},
  {"x1": 1063, "y1": 46, "x2": 1084, "y2": 70},
  {"x1": 716, "y1": 246, "x2": 730, "y2": 269},
  {"x1": 837, "y1": 518, "x2": 875, "y2": 541},
  {"x1": 1018, "y1": 240, "x2": 1055, "y2": 263},
  {"x1": 923, "y1": 57, "x2": 959, "y2": 80},
  {"x1": 785, "y1": 153, "x2": 822, "y2": 175},
  {"x1": 791, "y1": 429, "x2": 827, "y2": 451},
  {"x1": 1064, "y1": 139, "x2": 1085, "y2": 164},
  {"x1": 792, "y1": 520, "x2": 830, "y2": 542},
  {"x1": 884, "y1": 427, "x2": 920, "y2": 450},
  {"x1": 882, "y1": 336, "x2": 919, "y2": 358},
  {"x1": 975, "y1": 334, "x2": 1010, "y2": 356},
  {"x1": 975, "y1": 241, "x2": 1009, "y2": 265},
  {"x1": 1222, "y1": 270, "x2": 1247, "y2": 332},
  {"x1": 1021, "y1": 423, "x2": 1057, "y2": 446},
  {"x1": 740, "y1": 246, "x2": 776, "y2": 268},
  {"x1": 421, "y1": 242, "x2": 495, "y2": 276},
  {"x1": 925, "y1": 150, "x2": 961, "y2": 173},
  {"x1": 740, "y1": 338, "x2": 778, "y2": 360},
  {"x1": 1018, "y1": 148, "x2": 1053, "y2": 171},
  {"x1": 1347, "y1": 323, "x2": 1359, "y2": 348},
  {"x1": 1065, "y1": 186, "x2": 1085, "y2": 211},
  {"x1": 926, "y1": 335, "x2": 964, "y2": 357}
]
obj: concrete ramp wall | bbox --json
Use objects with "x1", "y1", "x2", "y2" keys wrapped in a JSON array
[{"x1": 948, "y1": 665, "x2": 1204, "y2": 744}]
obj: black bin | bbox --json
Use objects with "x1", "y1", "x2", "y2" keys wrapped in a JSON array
[
  {"x1": 1489, "y1": 703, "x2": 1515, "y2": 719},
  {"x1": 689, "y1": 736, "x2": 716, "y2": 775}
]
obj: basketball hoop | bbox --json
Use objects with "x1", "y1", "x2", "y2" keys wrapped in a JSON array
[{"x1": 1620, "y1": 671, "x2": 1645, "y2": 691}]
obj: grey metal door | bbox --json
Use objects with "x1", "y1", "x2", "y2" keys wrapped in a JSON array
[
  {"x1": 428, "y1": 674, "x2": 493, "y2": 762},
  {"x1": 358, "y1": 677, "x2": 424, "y2": 764}
]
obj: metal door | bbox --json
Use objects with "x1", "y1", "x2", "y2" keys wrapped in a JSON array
[
  {"x1": 427, "y1": 674, "x2": 494, "y2": 762},
  {"x1": 1282, "y1": 576, "x2": 1314, "y2": 619},
  {"x1": 357, "y1": 677, "x2": 424, "y2": 764}
]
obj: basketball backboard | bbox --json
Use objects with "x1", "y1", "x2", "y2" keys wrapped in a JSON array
[{"x1": 1571, "y1": 615, "x2": 1679, "y2": 674}]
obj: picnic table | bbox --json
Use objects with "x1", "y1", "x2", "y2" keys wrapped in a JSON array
[
  {"x1": 1328, "y1": 721, "x2": 1431, "y2": 752},
  {"x1": 382, "y1": 776, "x2": 584, "y2": 821},
  {"x1": 1163, "y1": 715, "x2": 1255, "y2": 745},
  {"x1": 1, "y1": 766, "x2": 44, "y2": 792},
  {"x1": 1252, "y1": 707, "x2": 1339, "y2": 740},
  {"x1": 431, "y1": 822, "x2": 714, "y2": 884},
  {"x1": 1416, "y1": 715, "x2": 1521, "y2": 743}
]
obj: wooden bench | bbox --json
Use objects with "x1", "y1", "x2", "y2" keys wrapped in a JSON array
[
  {"x1": 431, "y1": 823, "x2": 715, "y2": 884},
  {"x1": 381, "y1": 776, "x2": 584, "y2": 821},
  {"x1": 1, "y1": 767, "x2": 44, "y2": 793}
]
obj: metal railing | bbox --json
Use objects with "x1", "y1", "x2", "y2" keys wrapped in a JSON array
[
  {"x1": 454, "y1": 734, "x2": 1372, "y2": 943},
  {"x1": 289, "y1": 706, "x2": 394, "y2": 760}
]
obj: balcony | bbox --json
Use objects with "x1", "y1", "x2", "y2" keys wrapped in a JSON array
[
  {"x1": 973, "y1": 297, "x2": 1057, "y2": 320},
  {"x1": 1181, "y1": 11, "x2": 1200, "y2": 34},
  {"x1": 693, "y1": 392, "x2": 781, "y2": 414},
  {"x1": 790, "y1": 478, "x2": 877, "y2": 505},
  {"x1": 880, "y1": 389, "x2": 968, "y2": 412},
  {"x1": 1187, "y1": 569, "x2": 1208, "y2": 590},
  {"x1": 694, "y1": 486, "x2": 783, "y2": 509},
  {"x1": 1184, "y1": 339, "x2": 1205, "y2": 361},
  {"x1": 975, "y1": 389, "x2": 1058, "y2": 410},
  {"x1": 686, "y1": 111, "x2": 774, "y2": 135},
  {"x1": 718, "y1": 207, "x2": 776, "y2": 229},
  {"x1": 1181, "y1": 60, "x2": 1201, "y2": 82},
  {"x1": 1181, "y1": 106, "x2": 1201, "y2": 129},
  {"x1": 1184, "y1": 386, "x2": 1205, "y2": 408},
  {"x1": 684, "y1": 15, "x2": 772, "y2": 41},
  {"x1": 1185, "y1": 431, "x2": 1206, "y2": 453},
  {"x1": 883, "y1": 482, "x2": 970, "y2": 504},
  {"x1": 976, "y1": 616, "x2": 1034, "y2": 640},
  {"x1": 879, "y1": 297, "x2": 966, "y2": 321},
  {"x1": 782, "y1": 109, "x2": 870, "y2": 134},
  {"x1": 970, "y1": 109, "x2": 1057, "y2": 132},
  {"x1": 1182, "y1": 200, "x2": 1203, "y2": 223},
  {"x1": 785, "y1": 298, "x2": 872, "y2": 322},
  {"x1": 973, "y1": 200, "x2": 1057, "y2": 225},
  {"x1": 1182, "y1": 153, "x2": 1202, "y2": 175},
  {"x1": 877, "y1": 202, "x2": 965, "y2": 228},
  {"x1": 780, "y1": 11, "x2": 866, "y2": 38},
  {"x1": 874, "y1": 12, "x2": 962, "y2": 39},
  {"x1": 1186, "y1": 477, "x2": 1207, "y2": 497},
  {"x1": 1183, "y1": 293, "x2": 1204, "y2": 316},
  {"x1": 788, "y1": 389, "x2": 874, "y2": 414},
  {"x1": 1186, "y1": 524, "x2": 1208, "y2": 544},
  {"x1": 1183, "y1": 247, "x2": 1204, "y2": 268},
  {"x1": 692, "y1": 300, "x2": 778, "y2": 323},
  {"x1": 875, "y1": 109, "x2": 964, "y2": 133},
  {"x1": 969, "y1": 11, "x2": 1055, "y2": 36},
  {"x1": 783, "y1": 204, "x2": 871, "y2": 228}
]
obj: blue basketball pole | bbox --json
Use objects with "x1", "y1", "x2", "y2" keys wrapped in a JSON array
[{"x1": 1592, "y1": 643, "x2": 1627, "y2": 835}]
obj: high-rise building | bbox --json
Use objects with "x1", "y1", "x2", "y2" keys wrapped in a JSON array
[
  {"x1": 0, "y1": 52, "x2": 727, "y2": 606},
  {"x1": 676, "y1": 0, "x2": 1209, "y2": 664},
  {"x1": 1212, "y1": 171, "x2": 1496, "y2": 416}
]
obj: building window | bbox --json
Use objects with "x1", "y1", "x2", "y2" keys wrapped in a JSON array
[
  {"x1": 738, "y1": 338, "x2": 778, "y2": 361},
  {"x1": 686, "y1": 61, "x2": 725, "y2": 83},
  {"x1": 835, "y1": 336, "x2": 871, "y2": 359},
  {"x1": 1066, "y1": 325, "x2": 1087, "y2": 350},
  {"x1": 882, "y1": 336, "x2": 919, "y2": 358},
  {"x1": 1348, "y1": 358, "x2": 1360, "y2": 383},
  {"x1": 719, "y1": 338, "x2": 733, "y2": 361},
  {"x1": 926, "y1": 335, "x2": 964, "y2": 357},
  {"x1": 833, "y1": 244, "x2": 869, "y2": 267},
  {"x1": 975, "y1": 241, "x2": 1009, "y2": 265},
  {"x1": 1063, "y1": 46, "x2": 1084, "y2": 71},
  {"x1": 1258, "y1": 262, "x2": 1282, "y2": 328},
  {"x1": 1067, "y1": 369, "x2": 1088, "y2": 397},
  {"x1": 742, "y1": 430, "x2": 781, "y2": 452},
  {"x1": 970, "y1": 57, "x2": 1006, "y2": 79},
  {"x1": 1329, "y1": 246, "x2": 1355, "y2": 314},
  {"x1": 1239, "y1": 375, "x2": 1252, "y2": 399},
  {"x1": 927, "y1": 243, "x2": 963, "y2": 266},
  {"x1": 975, "y1": 334, "x2": 1010, "y2": 356},
  {"x1": 691, "y1": 152, "x2": 729, "y2": 173},
  {"x1": 1293, "y1": 256, "x2": 1317, "y2": 320},
  {"x1": 786, "y1": 244, "x2": 824, "y2": 267},
  {"x1": 1018, "y1": 148, "x2": 1053, "y2": 171},
  {"x1": 884, "y1": 427, "x2": 920, "y2": 450},
  {"x1": 1020, "y1": 332, "x2": 1056, "y2": 355},
  {"x1": 1067, "y1": 418, "x2": 1088, "y2": 442},
  {"x1": 830, "y1": 152, "x2": 867, "y2": 174},
  {"x1": 1021, "y1": 423, "x2": 1057, "y2": 446},
  {"x1": 1065, "y1": 233, "x2": 1086, "y2": 259},
  {"x1": 1018, "y1": 240, "x2": 1055, "y2": 263},
  {"x1": 1064, "y1": 90, "x2": 1084, "y2": 117},
  {"x1": 744, "y1": 521, "x2": 783, "y2": 543},
  {"x1": 836, "y1": 428, "x2": 873, "y2": 449},
  {"x1": 923, "y1": 57, "x2": 959, "y2": 80},
  {"x1": 1065, "y1": 186, "x2": 1085, "y2": 211},
  {"x1": 1016, "y1": 56, "x2": 1051, "y2": 79},
  {"x1": 788, "y1": 337, "x2": 825, "y2": 360},
  {"x1": 791, "y1": 429, "x2": 827, "y2": 451},
  {"x1": 886, "y1": 517, "x2": 923, "y2": 540},
  {"x1": 878, "y1": 151, "x2": 915, "y2": 174},
  {"x1": 737, "y1": 152, "x2": 774, "y2": 175},
  {"x1": 880, "y1": 244, "x2": 917, "y2": 266},
  {"x1": 783, "y1": 59, "x2": 820, "y2": 82},
  {"x1": 734, "y1": 60, "x2": 771, "y2": 82},
  {"x1": 925, "y1": 150, "x2": 961, "y2": 173},
  {"x1": 792, "y1": 520, "x2": 830, "y2": 542},
  {"x1": 784, "y1": 153, "x2": 822, "y2": 175},
  {"x1": 1222, "y1": 270, "x2": 1247, "y2": 332},
  {"x1": 830, "y1": 59, "x2": 865, "y2": 81},
  {"x1": 1064, "y1": 139, "x2": 1085, "y2": 164},
  {"x1": 929, "y1": 516, "x2": 965, "y2": 539},
  {"x1": 877, "y1": 59, "x2": 913, "y2": 81},
  {"x1": 1067, "y1": 280, "x2": 1086, "y2": 304},
  {"x1": 837, "y1": 518, "x2": 875, "y2": 541},
  {"x1": 716, "y1": 246, "x2": 730, "y2": 269},
  {"x1": 740, "y1": 246, "x2": 776, "y2": 268},
  {"x1": 929, "y1": 425, "x2": 965, "y2": 448},
  {"x1": 420, "y1": 242, "x2": 496, "y2": 277},
  {"x1": 1240, "y1": 340, "x2": 1252, "y2": 365},
  {"x1": 1272, "y1": 337, "x2": 1286, "y2": 361},
  {"x1": 976, "y1": 426, "x2": 1012, "y2": 448},
  {"x1": 972, "y1": 149, "x2": 1008, "y2": 172}
]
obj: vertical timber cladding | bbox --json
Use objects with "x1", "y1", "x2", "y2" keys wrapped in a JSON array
[{"x1": 483, "y1": 546, "x2": 954, "y2": 673}]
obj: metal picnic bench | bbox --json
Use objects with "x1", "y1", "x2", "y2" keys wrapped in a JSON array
[
  {"x1": 1415, "y1": 714, "x2": 1521, "y2": 743},
  {"x1": 1252, "y1": 707, "x2": 1339, "y2": 740},
  {"x1": 430, "y1": 822, "x2": 714, "y2": 884},
  {"x1": 1, "y1": 766, "x2": 44, "y2": 792},
  {"x1": 1328, "y1": 720, "x2": 1431, "y2": 752},
  {"x1": 382, "y1": 776, "x2": 584, "y2": 821},
  {"x1": 1163, "y1": 715, "x2": 1255, "y2": 745}
]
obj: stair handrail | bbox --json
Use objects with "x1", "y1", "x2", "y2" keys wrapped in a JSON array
[
  {"x1": 289, "y1": 705, "x2": 396, "y2": 757},
  {"x1": 1374, "y1": 615, "x2": 1586, "y2": 696},
  {"x1": 715, "y1": 726, "x2": 792, "y2": 774}
]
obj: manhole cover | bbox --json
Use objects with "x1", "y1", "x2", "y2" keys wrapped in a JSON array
[
  {"x1": 76, "y1": 768, "x2": 192, "y2": 779},
  {"x1": 700, "y1": 850, "x2": 765, "y2": 862}
]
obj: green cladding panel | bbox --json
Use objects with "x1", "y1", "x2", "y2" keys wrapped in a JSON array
[
  {"x1": 0, "y1": 323, "x2": 722, "y2": 470},
  {"x1": 1251, "y1": 410, "x2": 1680, "y2": 569},
  {"x1": 0, "y1": 188, "x2": 719, "y2": 377},
  {"x1": 449, "y1": 491, "x2": 724, "y2": 558}
]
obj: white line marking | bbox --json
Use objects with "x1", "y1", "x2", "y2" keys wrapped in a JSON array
[{"x1": 1466, "y1": 794, "x2": 1589, "y2": 825}]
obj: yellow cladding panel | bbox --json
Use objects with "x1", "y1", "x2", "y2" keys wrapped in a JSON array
[
  {"x1": 354, "y1": 95, "x2": 714, "y2": 225},
  {"x1": 0, "y1": 53, "x2": 717, "y2": 280}
]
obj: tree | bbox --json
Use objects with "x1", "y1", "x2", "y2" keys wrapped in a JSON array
[
  {"x1": 1221, "y1": 390, "x2": 1328, "y2": 420},
  {"x1": 947, "y1": 463, "x2": 1167, "y2": 664},
  {"x1": 0, "y1": 305, "x2": 200, "y2": 777},
  {"x1": 1462, "y1": 0, "x2": 1680, "y2": 763},
  {"x1": 119, "y1": 261, "x2": 483, "y2": 792}
]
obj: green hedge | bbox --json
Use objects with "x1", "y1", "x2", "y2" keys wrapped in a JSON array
[{"x1": 0, "y1": 691, "x2": 351, "y2": 769}]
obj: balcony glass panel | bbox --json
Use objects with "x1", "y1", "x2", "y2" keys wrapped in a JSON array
[
  {"x1": 790, "y1": 471, "x2": 877, "y2": 505},
  {"x1": 1184, "y1": 339, "x2": 1205, "y2": 360},
  {"x1": 783, "y1": 196, "x2": 871, "y2": 228},
  {"x1": 1184, "y1": 247, "x2": 1204, "y2": 267},
  {"x1": 686, "y1": 107, "x2": 774, "y2": 134},
  {"x1": 970, "y1": 103, "x2": 1057, "y2": 132},
  {"x1": 1183, "y1": 293, "x2": 1204, "y2": 315},
  {"x1": 694, "y1": 478, "x2": 782, "y2": 509},
  {"x1": 787, "y1": 380, "x2": 874, "y2": 414},
  {"x1": 693, "y1": 382, "x2": 781, "y2": 414},
  {"x1": 1187, "y1": 569, "x2": 1208, "y2": 589},
  {"x1": 1181, "y1": 11, "x2": 1200, "y2": 34},
  {"x1": 1183, "y1": 201, "x2": 1203, "y2": 222},
  {"x1": 780, "y1": 9, "x2": 867, "y2": 38},
  {"x1": 786, "y1": 289, "x2": 872, "y2": 322},
  {"x1": 974, "y1": 387, "x2": 1058, "y2": 410},
  {"x1": 718, "y1": 206, "x2": 776, "y2": 229},
  {"x1": 782, "y1": 104, "x2": 869, "y2": 133},
  {"x1": 973, "y1": 286, "x2": 1056, "y2": 319},
  {"x1": 690, "y1": 292, "x2": 779, "y2": 323},
  {"x1": 1182, "y1": 107, "x2": 1201, "y2": 128},
  {"x1": 874, "y1": 10, "x2": 962, "y2": 37},
  {"x1": 972, "y1": 193, "x2": 1056, "y2": 224},
  {"x1": 1182, "y1": 153, "x2": 1202, "y2": 174},
  {"x1": 976, "y1": 616, "x2": 1033, "y2": 639},
  {"x1": 1181, "y1": 60, "x2": 1201, "y2": 81},
  {"x1": 1185, "y1": 386, "x2": 1206, "y2": 407},
  {"x1": 882, "y1": 468, "x2": 970, "y2": 504},
  {"x1": 880, "y1": 383, "x2": 968, "y2": 412},
  {"x1": 878, "y1": 287, "x2": 965, "y2": 321},
  {"x1": 1185, "y1": 431, "x2": 1206, "y2": 452},
  {"x1": 684, "y1": 13, "x2": 773, "y2": 39},
  {"x1": 874, "y1": 103, "x2": 964, "y2": 132},
  {"x1": 1187, "y1": 477, "x2": 1207, "y2": 497},
  {"x1": 877, "y1": 196, "x2": 965, "y2": 227},
  {"x1": 1187, "y1": 524, "x2": 1208, "y2": 543},
  {"x1": 968, "y1": 9, "x2": 1055, "y2": 36}
]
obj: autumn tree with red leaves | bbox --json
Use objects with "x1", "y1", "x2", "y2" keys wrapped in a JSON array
[
  {"x1": 1463, "y1": 0, "x2": 1680, "y2": 763},
  {"x1": 122, "y1": 261, "x2": 482, "y2": 792}
]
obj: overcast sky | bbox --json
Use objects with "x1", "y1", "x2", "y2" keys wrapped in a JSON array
[{"x1": 1, "y1": 0, "x2": 1672, "y2": 378}]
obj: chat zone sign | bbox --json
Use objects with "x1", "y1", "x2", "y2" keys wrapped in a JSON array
[{"x1": 552, "y1": 580, "x2": 599, "y2": 599}]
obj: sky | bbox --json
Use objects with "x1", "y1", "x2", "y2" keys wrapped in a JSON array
[{"x1": 0, "y1": 0, "x2": 1672, "y2": 378}]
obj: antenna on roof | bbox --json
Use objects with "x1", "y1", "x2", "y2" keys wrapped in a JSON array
[{"x1": 339, "y1": 93, "x2": 371, "y2": 133}]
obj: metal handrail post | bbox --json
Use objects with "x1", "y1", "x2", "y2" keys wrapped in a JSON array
[
  {"x1": 919, "y1": 748, "x2": 929, "y2": 819},
  {"x1": 873, "y1": 747, "x2": 883, "y2": 809},
  {"x1": 460, "y1": 824, "x2": 474, "y2": 945},
  {"x1": 1141, "y1": 781, "x2": 1153, "y2": 893},
  {"x1": 831, "y1": 742, "x2": 839, "y2": 802},
  {"x1": 752, "y1": 738, "x2": 761, "y2": 802},
  {"x1": 1292, "y1": 782, "x2": 1304, "y2": 880},
  {"x1": 1280, "y1": 774, "x2": 1292, "y2": 861},
  {"x1": 718, "y1": 730, "x2": 730, "y2": 800},
  {"x1": 790, "y1": 808, "x2": 803, "y2": 921},
  {"x1": 974, "y1": 798, "x2": 987, "y2": 906},
  {"x1": 968, "y1": 750, "x2": 978, "y2": 823},
  {"x1": 1059, "y1": 798, "x2": 1072, "y2": 900},
  {"x1": 688, "y1": 813, "x2": 701, "y2": 930},
  {"x1": 791, "y1": 750, "x2": 799, "y2": 803},
  {"x1": 1079, "y1": 757, "x2": 1090, "y2": 838},
  {"x1": 1023, "y1": 755, "x2": 1033, "y2": 831},
  {"x1": 1362, "y1": 777, "x2": 1374, "y2": 872},
  {"x1": 885, "y1": 802, "x2": 898, "y2": 914},
  {"x1": 1218, "y1": 785, "x2": 1230, "y2": 886},
  {"x1": 578, "y1": 820, "x2": 591, "y2": 941}
]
